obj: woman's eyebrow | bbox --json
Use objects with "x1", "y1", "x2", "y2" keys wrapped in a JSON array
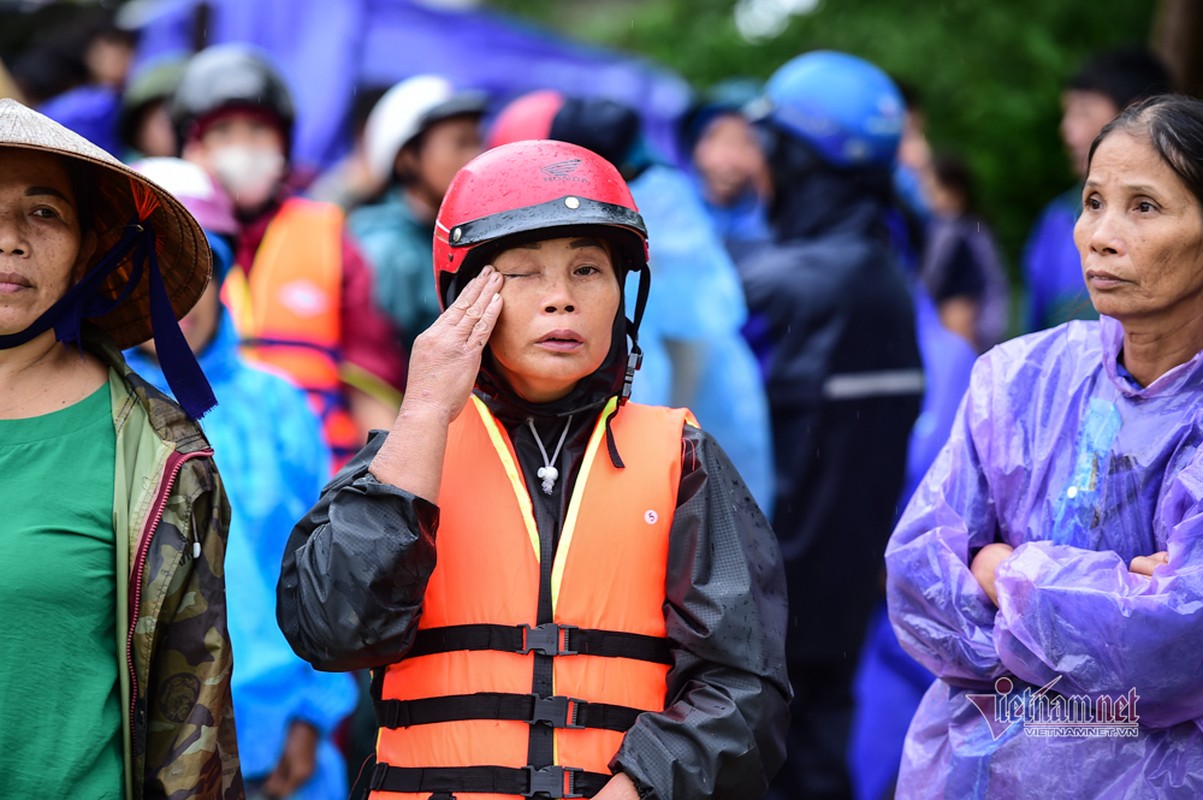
[
  {"x1": 1083, "y1": 178, "x2": 1163, "y2": 195},
  {"x1": 25, "y1": 186, "x2": 72, "y2": 202},
  {"x1": 570, "y1": 237, "x2": 606, "y2": 249}
]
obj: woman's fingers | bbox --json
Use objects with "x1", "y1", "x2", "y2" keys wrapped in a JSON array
[
  {"x1": 969, "y1": 543, "x2": 1013, "y2": 608},
  {"x1": 454, "y1": 268, "x2": 503, "y2": 333},
  {"x1": 467, "y1": 290, "x2": 503, "y2": 349},
  {"x1": 1130, "y1": 551, "x2": 1170, "y2": 576},
  {"x1": 399, "y1": 267, "x2": 503, "y2": 424},
  {"x1": 444, "y1": 266, "x2": 496, "y2": 324},
  {"x1": 1130, "y1": 556, "x2": 1156, "y2": 576}
]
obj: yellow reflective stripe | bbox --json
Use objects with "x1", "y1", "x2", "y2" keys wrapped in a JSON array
[
  {"x1": 550, "y1": 396, "x2": 617, "y2": 614},
  {"x1": 472, "y1": 395, "x2": 541, "y2": 562},
  {"x1": 340, "y1": 362, "x2": 403, "y2": 409}
]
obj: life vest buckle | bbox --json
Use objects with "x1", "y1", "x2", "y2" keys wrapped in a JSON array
[
  {"x1": 521, "y1": 622, "x2": 578, "y2": 656},
  {"x1": 524, "y1": 764, "x2": 585, "y2": 798},
  {"x1": 368, "y1": 761, "x2": 389, "y2": 791},
  {"x1": 530, "y1": 694, "x2": 584, "y2": 729}
]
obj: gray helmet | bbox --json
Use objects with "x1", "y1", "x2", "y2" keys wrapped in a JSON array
[{"x1": 168, "y1": 44, "x2": 295, "y2": 153}]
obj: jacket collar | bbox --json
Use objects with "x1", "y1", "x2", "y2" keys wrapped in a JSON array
[{"x1": 86, "y1": 325, "x2": 214, "y2": 454}]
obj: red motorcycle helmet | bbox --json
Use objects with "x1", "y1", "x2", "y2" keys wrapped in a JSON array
[
  {"x1": 434, "y1": 138, "x2": 651, "y2": 403},
  {"x1": 434, "y1": 139, "x2": 648, "y2": 306},
  {"x1": 484, "y1": 89, "x2": 563, "y2": 150}
]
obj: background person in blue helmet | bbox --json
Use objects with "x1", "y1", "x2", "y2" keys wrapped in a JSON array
[
  {"x1": 845, "y1": 78, "x2": 981, "y2": 800},
  {"x1": 887, "y1": 92, "x2": 1203, "y2": 799},
  {"x1": 739, "y1": 51, "x2": 924, "y2": 800},
  {"x1": 124, "y1": 157, "x2": 358, "y2": 800}
]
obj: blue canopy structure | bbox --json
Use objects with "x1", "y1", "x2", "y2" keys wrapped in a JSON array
[{"x1": 129, "y1": 0, "x2": 691, "y2": 170}]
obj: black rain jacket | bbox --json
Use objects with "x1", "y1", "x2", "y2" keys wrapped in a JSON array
[
  {"x1": 277, "y1": 392, "x2": 791, "y2": 799},
  {"x1": 738, "y1": 144, "x2": 923, "y2": 665}
]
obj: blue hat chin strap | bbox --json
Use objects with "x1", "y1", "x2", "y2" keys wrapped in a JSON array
[{"x1": 0, "y1": 221, "x2": 217, "y2": 420}]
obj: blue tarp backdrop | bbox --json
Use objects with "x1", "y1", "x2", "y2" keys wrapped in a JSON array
[{"x1": 130, "y1": 0, "x2": 691, "y2": 171}]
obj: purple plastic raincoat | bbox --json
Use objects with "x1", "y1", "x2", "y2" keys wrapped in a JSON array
[{"x1": 886, "y1": 316, "x2": 1203, "y2": 799}]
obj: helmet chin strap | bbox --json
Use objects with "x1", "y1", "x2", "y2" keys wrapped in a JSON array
[
  {"x1": 618, "y1": 262, "x2": 650, "y2": 405},
  {"x1": 0, "y1": 220, "x2": 217, "y2": 420},
  {"x1": 603, "y1": 260, "x2": 650, "y2": 469},
  {"x1": 0, "y1": 223, "x2": 148, "y2": 352}
]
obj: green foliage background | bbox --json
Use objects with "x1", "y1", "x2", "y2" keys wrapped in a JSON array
[{"x1": 489, "y1": 0, "x2": 1157, "y2": 289}]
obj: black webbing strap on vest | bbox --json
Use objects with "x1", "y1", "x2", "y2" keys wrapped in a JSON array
[
  {"x1": 408, "y1": 623, "x2": 672, "y2": 664},
  {"x1": 374, "y1": 691, "x2": 643, "y2": 732},
  {"x1": 368, "y1": 763, "x2": 610, "y2": 798}
]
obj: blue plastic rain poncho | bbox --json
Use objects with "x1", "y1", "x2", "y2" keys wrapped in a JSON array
[
  {"x1": 885, "y1": 316, "x2": 1203, "y2": 799},
  {"x1": 127, "y1": 314, "x2": 357, "y2": 799},
  {"x1": 626, "y1": 162, "x2": 774, "y2": 515}
]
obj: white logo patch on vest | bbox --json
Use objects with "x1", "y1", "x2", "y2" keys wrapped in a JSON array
[
  {"x1": 644, "y1": 509, "x2": 658, "y2": 525},
  {"x1": 277, "y1": 279, "x2": 331, "y2": 317}
]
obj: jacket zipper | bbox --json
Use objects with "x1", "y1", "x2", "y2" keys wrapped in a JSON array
[{"x1": 126, "y1": 448, "x2": 214, "y2": 736}]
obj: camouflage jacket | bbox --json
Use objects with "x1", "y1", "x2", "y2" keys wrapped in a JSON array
[{"x1": 91, "y1": 334, "x2": 244, "y2": 800}]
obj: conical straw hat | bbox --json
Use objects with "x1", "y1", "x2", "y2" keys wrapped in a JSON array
[{"x1": 0, "y1": 97, "x2": 210, "y2": 348}]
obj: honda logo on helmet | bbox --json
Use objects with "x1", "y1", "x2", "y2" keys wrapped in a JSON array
[{"x1": 541, "y1": 159, "x2": 585, "y2": 180}]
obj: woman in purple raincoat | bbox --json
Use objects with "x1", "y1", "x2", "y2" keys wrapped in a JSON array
[{"x1": 886, "y1": 93, "x2": 1203, "y2": 799}]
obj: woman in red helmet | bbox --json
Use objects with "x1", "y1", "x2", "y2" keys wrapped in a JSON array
[{"x1": 278, "y1": 140, "x2": 790, "y2": 800}]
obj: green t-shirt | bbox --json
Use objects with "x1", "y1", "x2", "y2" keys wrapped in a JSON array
[{"x1": 0, "y1": 382, "x2": 122, "y2": 798}]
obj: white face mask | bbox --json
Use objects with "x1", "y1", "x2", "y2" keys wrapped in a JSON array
[{"x1": 208, "y1": 145, "x2": 285, "y2": 211}]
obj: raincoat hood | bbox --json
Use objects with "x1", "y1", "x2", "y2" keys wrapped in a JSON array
[{"x1": 765, "y1": 129, "x2": 894, "y2": 242}]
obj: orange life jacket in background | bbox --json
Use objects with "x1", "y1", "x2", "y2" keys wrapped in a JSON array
[
  {"x1": 223, "y1": 197, "x2": 359, "y2": 469},
  {"x1": 369, "y1": 396, "x2": 689, "y2": 799}
]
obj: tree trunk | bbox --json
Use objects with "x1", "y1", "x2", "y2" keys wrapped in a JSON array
[{"x1": 1153, "y1": 0, "x2": 1203, "y2": 96}]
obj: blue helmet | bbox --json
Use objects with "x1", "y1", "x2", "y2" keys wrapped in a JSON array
[{"x1": 757, "y1": 50, "x2": 904, "y2": 168}]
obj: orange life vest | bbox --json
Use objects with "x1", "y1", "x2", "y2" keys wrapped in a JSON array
[
  {"x1": 369, "y1": 396, "x2": 689, "y2": 799},
  {"x1": 223, "y1": 197, "x2": 359, "y2": 468}
]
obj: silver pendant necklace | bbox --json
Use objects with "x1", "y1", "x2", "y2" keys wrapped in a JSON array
[{"x1": 527, "y1": 415, "x2": 573, "y2": 495}]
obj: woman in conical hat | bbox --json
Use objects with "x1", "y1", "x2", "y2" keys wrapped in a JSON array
[{"x1": 0, "y1": 99, "x2": 241, "y2": 799}]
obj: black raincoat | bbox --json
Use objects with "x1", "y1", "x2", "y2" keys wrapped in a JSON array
[
  {"x1": 277, "y1": 387, "x2": 791, "y2": 798},
  {"x1": 737, "y1": 135, "x2": 922, "y2": 798}
]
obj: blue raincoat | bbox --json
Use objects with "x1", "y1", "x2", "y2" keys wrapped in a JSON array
[
  {"x1": 886, "y1": 316, "x2": 1203, "y2": 799},
  {"x1": 346, "y1": 188, "x2": 438, "y2": 350},
  {"x1": 626, "y1": 163, "x2": 774, "y2": 515},
  {"x1": 1023, "y1": 187, "x2": 1096, "y2": 332},
  {"x1": 689, "y1": 172, "x2": 772, "y2": 260},
  {"x1": 127, "y1": 314, "x2": 357, "y2": 799}
]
